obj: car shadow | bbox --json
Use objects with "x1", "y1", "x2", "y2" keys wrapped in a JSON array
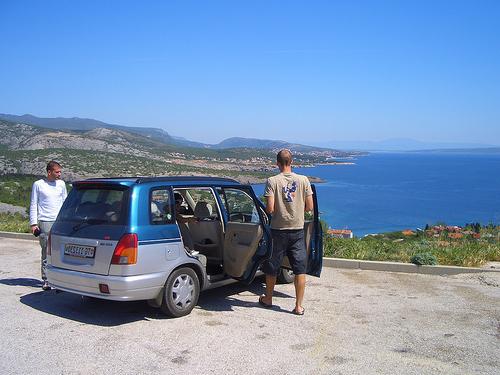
[
  {"x1": 0, "y1": 277, "x2": 43, "y2": 287},
  {"x1": 19, "y1": 277, "x2": 295, "y2": 326},
  {"x1": 20, "y1": 290, "x2": 164, "y2": 326}
]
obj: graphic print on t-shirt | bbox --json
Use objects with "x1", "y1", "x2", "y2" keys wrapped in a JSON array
[{"x1": 282, "y1": 181, "x2": 297, "y2": 203}]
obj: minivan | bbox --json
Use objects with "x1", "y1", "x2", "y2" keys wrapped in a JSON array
[{"x1": 47, "y1": 176, "x2": 322, "y2": 317}]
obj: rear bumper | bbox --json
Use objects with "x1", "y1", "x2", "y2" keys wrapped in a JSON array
[{"x1": 46, "y1": 265, "x2": 167, "y2": 301}]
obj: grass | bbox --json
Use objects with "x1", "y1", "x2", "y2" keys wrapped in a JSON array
[
  {"x1": 0, "y1": 212, "x2": 30, "y2": 233},
  {"x1": 0, "y1": 174, "x2": 42, "y2": 209},
  {"x1": 323, "y1": 230, "x2": 500, "y2": 267}
]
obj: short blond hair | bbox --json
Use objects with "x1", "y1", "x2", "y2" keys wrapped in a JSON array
[{"x1": 277, "y1": 149, "x2": 292, "y2": 166}]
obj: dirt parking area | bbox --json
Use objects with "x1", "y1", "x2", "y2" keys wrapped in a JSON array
[{"x1": 0, "y1": 237, "x2": 499, "y2": 375}]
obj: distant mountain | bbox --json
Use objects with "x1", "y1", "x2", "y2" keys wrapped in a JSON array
[
  {"x1": 215, "y1": 137, "x2": 287, "y2": 149},
  {"x1": 170, "y1": 135, "x2": 208, "y2": 148},
  {"x1": 212, "y1": 137, "x2": 335, "y2": 153},
  {"x1": 0, "y1": 113, "x2": 175, "y2": 145},
  {"x1": 0, "y1": 117, "x2": 358, "y2": 182},
  {"x1": 310, "y1": 138, "x2": 498, "y2": 151},
  {"x1": 0, "y1": 118, "x2": 167, "y2": 154},
  {"x1": 0, "y1": 113, "x2": 348, "y2": 154}
]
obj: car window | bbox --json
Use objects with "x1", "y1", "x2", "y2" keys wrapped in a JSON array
[
  {"x1": 150, "y1": 188, "x2": 174, "y2": 225},
  {"x1": 185, "y1": 188, "x2": 219, "y2": 219},
  {"x1": 223, "y1": 188, "x2": 260, "y2": 223},
  {"x1": 58, "y1": 186, "x2": 128, "y2": 225}
]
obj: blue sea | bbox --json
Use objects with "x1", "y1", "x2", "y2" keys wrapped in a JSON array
[{"x1": 253, "y1": 152, "x2": 500, "y2": 236}]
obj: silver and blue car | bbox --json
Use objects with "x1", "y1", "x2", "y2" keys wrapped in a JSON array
[{"x1": 47, "y1": 176, "x2": 322, "y2": 317}]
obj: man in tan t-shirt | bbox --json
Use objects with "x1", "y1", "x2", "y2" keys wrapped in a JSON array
[{"x1": 259, "y1": 149, "x2": 313, "y2": 315}]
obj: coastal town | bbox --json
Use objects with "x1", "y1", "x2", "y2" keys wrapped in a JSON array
[{"x1": 327, "y1": 224, "x2": 499, "y2": 241}]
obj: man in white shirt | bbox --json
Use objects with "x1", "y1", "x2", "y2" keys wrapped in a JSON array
[{"x1": 30, "y1": 161, "x2": 67, "y2": 290}]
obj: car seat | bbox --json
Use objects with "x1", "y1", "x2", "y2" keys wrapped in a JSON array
[
  {"x1": 191, "y1": 201, "x2": 221, "y2": 262},
  {"x1": 194, "y1": 201, "x2": 213, "y2": 220}
]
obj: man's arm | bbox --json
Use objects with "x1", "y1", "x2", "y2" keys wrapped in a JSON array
[
  {"x1": 263, "y1": 178, "x2": 275, "y2": 215},
  {"x1": 305, "y1": 194, "x2": 313, "y2": 213},
  {"x1": 29, "y1": 182, "x2": 39, "y2": 232},
  {"x1": 304, "y1": 177, "x2": 314, "y2": 213},
  {"x1": 62, "y1": 181, "x2": 68, "y2": 201},
  {"x1": 265, "y1": 195, "x2": 275, "y2": 215}
]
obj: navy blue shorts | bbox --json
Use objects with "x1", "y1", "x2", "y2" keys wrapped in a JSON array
[{"x1": 263, "y1": 229, "x2": 307, "y2": 276}]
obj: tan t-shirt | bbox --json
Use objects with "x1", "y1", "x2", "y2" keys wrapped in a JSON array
[{"x1": 264, "y1": 172, "x2": 313, "y2": 230}]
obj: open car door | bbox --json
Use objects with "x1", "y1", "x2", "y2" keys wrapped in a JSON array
[
  {"x1": 307, "y1": 184, "x2": 323, "y2": 276},
  {"x1": 219, "y1": 186, "x2": 272, "y2": 284}
]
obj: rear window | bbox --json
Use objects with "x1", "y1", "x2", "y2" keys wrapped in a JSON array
[{"x1": 58, "y1": 185, "x2": 129, "y2": 225}]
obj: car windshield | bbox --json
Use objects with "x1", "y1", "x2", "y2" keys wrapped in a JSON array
[{"x1": 58, "y1": 185, "x2": 129, "y2": 225}]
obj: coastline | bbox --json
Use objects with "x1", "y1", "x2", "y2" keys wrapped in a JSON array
[{"x1": 232, "y1": 161, "x2": 355, "y2": 184}]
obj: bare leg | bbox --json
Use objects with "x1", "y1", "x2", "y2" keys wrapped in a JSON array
[
  {"x1": 262, "y1": 274, "x2": 277, "y2": 305},
  {"x1": 294, "y1": 274, "x2": 306, "y2": 312}
]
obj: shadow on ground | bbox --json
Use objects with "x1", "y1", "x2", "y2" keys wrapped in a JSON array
[
  {"x1": 18, "y1": 277, "x2": 294, "y2": 327},
  {"x1": 0, "y1": 277, "x2": 43, "y2": 287}
]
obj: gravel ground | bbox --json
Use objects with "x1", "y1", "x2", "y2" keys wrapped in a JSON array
[{"x1": 0, "y1": 238, "x2": 499, "y2": 375}]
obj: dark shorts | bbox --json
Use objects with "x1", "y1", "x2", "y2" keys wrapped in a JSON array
[{"x1": 263, "y1": 229, "x2": 307, "y2": 276}]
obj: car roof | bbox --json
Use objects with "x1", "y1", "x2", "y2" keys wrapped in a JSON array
[{"x1": 74, "y1": 176, "x2": 241, "y2": 187}]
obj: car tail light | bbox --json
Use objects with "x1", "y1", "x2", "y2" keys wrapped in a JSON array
[
  {"x1": 99, "y1": 284, "x2": 110, "y2": 294},
  {"x1": 47, "y1": 232, "x2": 52, "y2": 256},
  {"x1": 111, "y1": 233, "x2": 138, "y2": 265}
]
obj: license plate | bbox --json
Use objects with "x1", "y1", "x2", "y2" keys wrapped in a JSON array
[{"x1": 64, "y1": 244, "x2": 96, "y2": 258}]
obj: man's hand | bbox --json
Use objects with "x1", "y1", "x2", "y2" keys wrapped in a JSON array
[{"x1": 30, "y1": 225, "x2": 39, "y2": 234}]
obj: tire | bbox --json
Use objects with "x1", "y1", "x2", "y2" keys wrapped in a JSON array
[
  {"x1": 277, "y1": 267, "x2": 295, "y2": 284},
  {"x1": 160, "y1": 267, "x2": 200, "y2": 318}
]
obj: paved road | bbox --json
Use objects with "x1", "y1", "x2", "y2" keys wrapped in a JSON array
[{"x1": 0, "y1": 238, "x2": 499, "y2": 375}]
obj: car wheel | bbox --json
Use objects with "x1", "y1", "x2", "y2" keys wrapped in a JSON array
[
  {"x1": 160, "y1": 267, "x2": 200, "y2": 318},
  {"x1": 277, "y1": 267, "x2": 294, "y2": 284}
]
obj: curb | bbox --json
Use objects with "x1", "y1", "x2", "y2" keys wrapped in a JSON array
[
  {"x1": 323, "y1": 257, "x2": 500, "y2": 275},
  {"x1": 0, "y1": 231, "x2": 34, "y2": 240},
  {"x1": 1, "y1": 231, "x2": 498, "y2": 275}
]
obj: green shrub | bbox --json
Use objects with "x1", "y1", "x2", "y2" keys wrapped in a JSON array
[
  {"x1": 410, "y1": 252, "x2": 438, "y2": 265},
  {"x1": 0, "y1": 212, "x2": 30, "y2": 233}
]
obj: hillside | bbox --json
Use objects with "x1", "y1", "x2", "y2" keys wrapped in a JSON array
[
  {"x1": 0, "y1": 113, "x2": 357, "y2": 156},
  {"x1": 213, "y1": 137, "x2": 335, "y2": 153},
  {"x1": 0, "y1": 118, "x2": 356, "y2": 182},
  {"x1": 0, "y1": 113, "x2": 177, "y2": 145}
]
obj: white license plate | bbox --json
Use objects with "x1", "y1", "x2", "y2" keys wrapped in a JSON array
[{"x1": 64, "y1": 244, "x2": 96, "y2": 258}]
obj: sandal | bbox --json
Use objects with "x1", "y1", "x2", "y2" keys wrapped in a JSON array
[
  {"x1": 291, "y1": 307, "x2": 305, "y2": 316},
  {"x1": 258, "y1": 295, "x2": 272, "y2": 308}
]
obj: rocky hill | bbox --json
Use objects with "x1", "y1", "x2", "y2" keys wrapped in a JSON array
[
  {"x1": 0, "y1": 113, "x2": 358, "y2": 155},
  {"x1": 0, "y1": 118, "x2": 357, "y2": 182},
  {"x1": 212, "y1": 137, "x2": 335, "y2": 153},
  {"x1": 0, "y1": 113, "x2": 177, "y2": 145}
]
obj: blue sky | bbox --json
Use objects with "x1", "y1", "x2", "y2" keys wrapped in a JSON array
[{"x1": 1, "y1": 1, "x2": 499, "y2": 146}]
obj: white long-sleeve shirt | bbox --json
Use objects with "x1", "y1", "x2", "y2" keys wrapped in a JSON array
[{"x1": 29, "y1": 179, "x2": 68, "y2": 225}]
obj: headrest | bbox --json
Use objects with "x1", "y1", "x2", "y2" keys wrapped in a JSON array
[
  {"x1": 194, "y1": 201, "x2": 212, "y2": 219},
  {"x1": 151, "y1": 202, "x2": 161, "y2": 217}
]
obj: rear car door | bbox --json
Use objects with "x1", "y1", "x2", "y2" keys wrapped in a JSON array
[
  {"x1": 218, "y1": 186, "x2": 272, "y2": 283},
  {"x1": 49, "y1": 182, "x2": 130, "y2": 275}
]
